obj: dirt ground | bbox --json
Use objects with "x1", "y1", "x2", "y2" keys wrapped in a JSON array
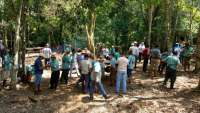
[{"x1": 0, "y1": 61, "x2": 200, "y2": 113}]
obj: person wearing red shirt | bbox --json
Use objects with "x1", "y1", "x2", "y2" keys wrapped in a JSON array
[{"x1": 142, "y1": 45, "x2": 150, "y2": 72}]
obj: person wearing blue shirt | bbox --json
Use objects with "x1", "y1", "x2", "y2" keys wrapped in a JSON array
[
  {"x1": 50, "y1": 54, "x2": 60, "y2": 89},
  {"x1": 127, "y1": 51, "x2": 135, "y2": 83},
  {"x1": 163, "y1": 51, "x2": 181, "y2": 89},
  {"x1": 34, "y1": 54, "x2": 44, "y2": 94}
]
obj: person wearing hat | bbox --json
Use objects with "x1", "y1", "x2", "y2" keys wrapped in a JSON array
[
  {"x1": 49, "y1": 53, "x2": 60, "y2": 89},
  {"x1": 34, "y1": 53, "x2": 44, "y2": 94},
  {"x1": 163, "y1": 51, "x2": 181, "y2": 89}
]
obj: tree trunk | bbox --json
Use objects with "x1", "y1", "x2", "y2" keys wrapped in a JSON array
[
  {"x1": 147, "y1": 4, "x2": 154, "y2": 47},
  {"x1": 85, "y1": 12, "x2": 96, "y2": 54},
  {"x1": 164, "y1": 0, "x2": 171, "y2": 51},
  {"x1": 13, "y1": 0, "x2": 24, "y2": 84},
  {"x1": 195, "y1": 26, "x2": 200, "y2": 88}
]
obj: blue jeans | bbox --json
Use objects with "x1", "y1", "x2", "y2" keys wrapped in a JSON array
[
  {"x1": 116, "y1": 71, "x2": 127, "y2": 94},
  {"x1": 35, "y1": 74, "x2": 42, "y2": 86},
  {"x1": 89, "y1": 81, "x2": 107, "y2": 97}
]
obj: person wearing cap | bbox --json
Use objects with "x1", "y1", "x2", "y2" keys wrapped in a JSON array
[
  {"x1": 50, "y1": 54, "x2": 60, "y2": 89},
  {"x1": 60, "y1": 51, "x2": 72, "y2": 84},
  {"x1": 41, "y1": 43, "x2": 52, "y2": 68},
  {"x1": 163, "y1": 51, "x2": 181, "y2": 89},
  {"x1": 34, "y1": 54, "x2": 44, "y2": 94}
]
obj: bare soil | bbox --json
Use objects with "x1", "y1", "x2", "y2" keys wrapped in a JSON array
[{"x1": 0, "y1": 60, "x2": 200, "y2": 113}]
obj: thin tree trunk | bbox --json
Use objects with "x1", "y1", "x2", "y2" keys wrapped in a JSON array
[
  {"x1": 147, "y1": 4, "x2": 154, "y2": 47},
  {"x1": 164, "y1": 0, "x2": 171, "y2": 51},
  {"x1": 13, "y1": 0, "x2": 24, "y2": 84},
  {"x1": 195, "y1": 26, "x2": 200, "y2": 88},
  {"x1": 85, "y1": 12, "x2": 96, "y2": 54}
]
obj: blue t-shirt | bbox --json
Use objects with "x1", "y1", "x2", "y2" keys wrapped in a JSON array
[
  {"x1": 34, "y1": 57, "x2": 43, "y2": 75},
  {"x1": 128, "y1": 55, "x2": 135, "y2": 69}
]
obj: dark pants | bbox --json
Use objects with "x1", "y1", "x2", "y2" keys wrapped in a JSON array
[
  {"x1": 89, "y1": 81, "x2": 107, "y2": 99},
  {"x1": 50, "y1": 70, "x2": 60, "y2": 89},
  {"x1": 143, "y1": 57, "x2": 149, "y2": 72},
  {"x1": 127, "y1": 69, "x2": 133, "y2": 78},
  {"x1": 163, "y1": 67, "x2": 176, "y2": 89},
  {"x1": 139, "y1": 53, "x2": 142, "y2": 62},
  {"x1": 45, "y1": 58, "x2": 50, "y2": 67},
  {"x1": 60, "y1": 69, "x2": 70, "y2": 84},
  {"x1": 81, "y1": 74, "x2": 90, "y2": 93},
  {"x1": 134, "y1": 55, "x2": 138, "y2": 68},
  {"x1": 159, "y1": 61, "x2": 166, "y2": 74}
]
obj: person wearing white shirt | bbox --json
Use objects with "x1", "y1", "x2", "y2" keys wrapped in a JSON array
[
  {"x1": 131, "y1": 42, "x2": 139, "y2": 68},
  {"x1": 138, "y1": 42, "x2": 145, "y2": 62},
  {"x1": 116, "y1": 52, "x2": 129, "y2": 96},
  {"x1": 41, "y1": 44, "x2": 52, "y2": 67}
]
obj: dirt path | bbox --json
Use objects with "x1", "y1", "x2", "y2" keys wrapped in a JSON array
[{"x1": 0, "y1": 62, "x2": 200, "y2": 113}]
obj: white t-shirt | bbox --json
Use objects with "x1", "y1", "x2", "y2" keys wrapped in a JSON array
[
  {"x1": 117, "y1": 57, "x2": 128, "y2": 72},
  {"x1": 139, "y1": 44, "x2": 145, "y2": 53},
  {"x1": 91, "y1": 61, "x2": 102, "y2": 82},
  {"x1": 131, "y1": 46, "x2": 139, "y2": 56},
  {"x1": 42, "y1": 47, "x2": 52, "y2": 59},
  {"x1": 80, "y1": 60, "x2": 92, "y2": 74}
]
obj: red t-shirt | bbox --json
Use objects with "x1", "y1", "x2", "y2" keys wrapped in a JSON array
[{"x1": 142, "y1": 48, "x2": 150, "y2": 58}]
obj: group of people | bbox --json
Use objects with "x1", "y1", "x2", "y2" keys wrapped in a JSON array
[{"x1": 0, "y1": 40, "x2": 195, "y2": 100}]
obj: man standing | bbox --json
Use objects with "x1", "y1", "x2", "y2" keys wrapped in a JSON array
[
  {"x1": 0, "y1": 40, "x2": 5, "y2": 67},
  {"x1": 50, "y1": 54, "x2": 60, "y2": 89},
  {"x1": 127, "y1": 50, "x2": 135, "y2": 83},
  {"x1": 149, "y1": 44, "x2": 161, "y2": 78},
  {"x1": 34, "y1": 54, "x2": 44, "y2": 94},
  {"x1": 89, "y1": 56, "x2": 109, "y2": 100},
  {"x1": 60, "y1": 51, "x2": 71, "y2": 84},
  {"x1": 42, "y1": 44, "x2": 52, "y2": 68},
  {"x1": 2, "y1": 50, "x2": 12, "y2": 87},
  {"x1": 138, "y1": 42, "x2": 145, "y2": 62},
  {"x1": 163, "y1": 51, "x2": 181, "y2": 89},
  {"x1": 142, "y1": 45, "x2": 150, "y2": 72},
  {"x1": 116, "y1": 52, "x2": 129, "y2": 96},
  {"x1": 80, "y1": 54, "x2": 92, "y2": 93},
  {"x1": 131, "y1": 42, "x2": 139, "y2": 68}
]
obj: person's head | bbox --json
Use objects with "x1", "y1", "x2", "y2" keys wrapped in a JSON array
[
  {"x1": 38, "y1": 53, "x2": 44, "y2": 59},
  {"x1": 154, "y1": 44, "x2": 159, "y2": 48},
  {"x1": 64, "y1": 51, "x2": 70, "y2": 55},
  {"x1": 46, "y1": 43, "x2": 49, "y2": 48},
  {"x1": 128, "y1": 50, "x2": 132, "y2": 55},
  {"x1": 51, "y1": 53, "x2": 57, "y2": 60},
  {"x1": 121, "y1": 52, "x2": 126, "y2": 57},
  {"x1": 146, "y1": 44, "x2": 149, "y2": 48}
]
